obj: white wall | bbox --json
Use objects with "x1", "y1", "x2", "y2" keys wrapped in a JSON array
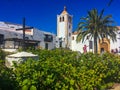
[
  {"x1": 110, "y1": 31, "x2": 120, "y2": 53},
  {"x1": 71, "y1": 30, "x2": 120, "y2": 53},
  {"x1": 58, "y1": 22, "x2": 66, "y2": 38},
  {"x1": 71, "y1": 34, "x2": 94, "y2": 53}
]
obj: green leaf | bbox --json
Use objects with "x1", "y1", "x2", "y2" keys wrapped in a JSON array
[
  {"x1": 30, "y1": 85, "x2": 37, "y2": 90},
  {"x1": 70, "y1": 87, "x2": 74, "y2": 90},
  {"x1": 70, "y1": 79, "x2": 74, "y2": 85},
  {"x1": 22, "y1": 79, "x2": 30, "y2": 86},
  {"x1": 22, "y1": 85, "x2": 29, "y2": 90}
]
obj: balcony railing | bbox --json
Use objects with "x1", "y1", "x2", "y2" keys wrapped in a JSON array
[
  {"x1": 44, "y1": 34, "x2": 53, "y2": 42},
  {"x1": 44, "y1": 38, "x2": 53, "y2": 42}
]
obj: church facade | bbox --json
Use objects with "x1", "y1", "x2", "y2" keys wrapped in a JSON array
[{"x1": 57, "y1": 7, "x2": 120, "y2": 54}]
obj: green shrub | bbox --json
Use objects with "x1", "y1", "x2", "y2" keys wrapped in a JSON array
[
  {"x1": 0, "y1": 49, "x2": 120, "y2": 90},
  {"x1": 13, "y1": 49, "x2": 120, "y2": 90},
  {"x1": 0, "y1": 60, "x2": 18, "y2": 90},
  {"x1": 0, "y1": 49, "x2": 6, "y2": 60}
]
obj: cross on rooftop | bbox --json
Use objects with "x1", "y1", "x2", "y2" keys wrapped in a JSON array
[{"x1": 16, "y1": 17, "x2": 33, "y2": 51}]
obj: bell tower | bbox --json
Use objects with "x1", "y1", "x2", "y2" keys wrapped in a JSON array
[{"x1": 57, "y1": 6, "x2": 73, "y2": 48}]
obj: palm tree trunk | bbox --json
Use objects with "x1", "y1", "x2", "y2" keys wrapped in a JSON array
[{"x1": 94, "y1": 37, "x2": 98, "y2": 53}]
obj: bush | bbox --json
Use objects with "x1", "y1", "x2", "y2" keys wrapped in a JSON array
[
  {"x1": 0, "y1": 49, "x2": 120, "y2": 89},
  {"x1": 13, "y1": 49, "x2": 120, "y2": 90},
  {"x1": 0, "y1": 49, "x2": 6, "y2": 60},
  {"x1": 0, "y1": 60, "x2": 18, "y2": 90}
]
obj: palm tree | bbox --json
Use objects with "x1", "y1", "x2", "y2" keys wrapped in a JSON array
[{"x1": 76, "y1": 9, "x2": 117, "y2": 53}]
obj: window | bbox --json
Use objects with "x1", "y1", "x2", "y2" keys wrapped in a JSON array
[
  {"x1": 60, "y1": 16, "x2": 65, "y2": 22},
  {"x1": 60, "y1": 41, "x2": 62, "y2": 48},
  {"x1": 69, "y1": 25, "x2": 71, "y2": 29},
  {"x1": 60, "y1": 17, "x2": 62, "y2": 22},
  {"x1": 69, "y1": 33, "x2": 71, "y2": 37},
  {"x1": 69, "y1": 16, "x2": 72, "y2": 23},
  {"x1": 44, "y1": 34, "x2": 53, "y2": 42},
  {"x1": 0, "y1": 34, "x2": 4, "y2": 44},
  {"x1": 62, "y1": 17, "x2": 64, "y2": 21},
  {"x1": 72, "y1": 36, "x2": 74, "y2": 40},
  {"x1": 25, "y1": 37, "x2": 29, "y2": 40},
  {"x1": 87, "y1": 36, "x2": 89, "y2": 39},
  {"x1": 89, "y1": 41, "x2": 93, "y2": 49}
]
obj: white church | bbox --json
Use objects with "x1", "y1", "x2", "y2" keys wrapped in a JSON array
[{"x1": 56, "y1": 7, "x2": 120, "y2": 54}]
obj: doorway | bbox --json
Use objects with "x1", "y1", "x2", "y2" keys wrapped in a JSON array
[
  {"x1": 101, "y1": 48, "x2": 104, "y2": 53},
  {"x1": 45, "y1": 43, "x2": 48, "y2": 50},
  {"x1": 98, "y1": 38, "x2": 110, "y2": 54}
]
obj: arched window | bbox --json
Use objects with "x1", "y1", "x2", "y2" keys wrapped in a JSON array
[
  {"x1": 60, "y1": 17, "x2": 62, "y2": 22},
  {"x1": 69, "y1": 16, "x2": 72, "y2": 23},
  {"x1": 69, "y1": 25, "x2": 71, "y2": 29},
  {"x1": 69, "y1": 33, "x2": 71, "y2": 37},
  {"x1": 62, "y1": 17, "x2": 64, "y2": 21}
]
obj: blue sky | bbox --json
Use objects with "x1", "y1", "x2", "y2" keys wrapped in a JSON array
[{"x1": 0, "y1": 0, "x2": 120, "y2": 34}]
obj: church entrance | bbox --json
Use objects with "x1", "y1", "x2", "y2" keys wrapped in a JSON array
[
  {"x1": 101, "y1": 48, "x2": 104, "y2": 53},
  {"x1": 98, "y1": 38, "x2": 110, "y2": 54},
  {"x1": 100, "y1": 42, "x2": 108, "y2": 53}
]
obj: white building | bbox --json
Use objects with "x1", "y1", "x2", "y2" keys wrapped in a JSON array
[
  {"x1": 71, "y1": 28, "x2": 120, "y2": 54},
  {"x1": 0, "y1": 21, "x2": 56, "y2": 51},
  {"x1": 110, "y1": 27, "x2": 120, "y2": 53},
  {"x1": 71, "y1": 31, "x2": 94, "y2": 53}
]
